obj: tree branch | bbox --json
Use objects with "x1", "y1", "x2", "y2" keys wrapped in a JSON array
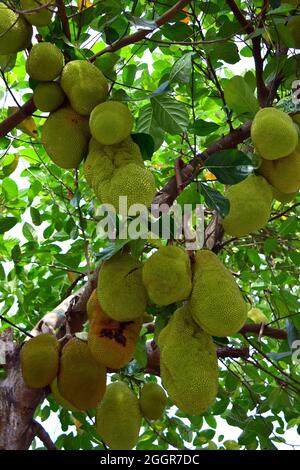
[
  {"x1": 0, "y1": 98, "x2": 36, "y2": 138},
  {"x1": 31, "y1": 420, "x2": 57, "y2": 450},
  {"x1": 56, "y1": 0, "x2": 71, "y2": 41}
]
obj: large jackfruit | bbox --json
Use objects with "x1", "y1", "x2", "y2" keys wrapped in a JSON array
[
  {"x1": 251, "y1": 108, "x2": 298, "y2": 160},
  {"x1": 222, "y1": 175, "x2": 273, "y2": 237},
  {"x1": 60, "y1": 60, "x2": 108, "y2": 116},
  {"x1": 89, "y1": 101, "x2": 134, "y2": 145},
  {"x1": 83, "y1": 138, "x2": 156, "y2": 214},
  {"x1": 0, "y1": 4, "x2": 32, "y2": 54},
  {"x1": 142, "y1": 245, "x2": 192, "y2": 306},
  {"x1": 50, "y1": 378, "x2": 79, "y2": 412},
  {"x1": 21, "y1": 333, "x2": 60, "y2": 389},
  {"x1": 26, "y1": 42, "x2": 64, "y2": 81},
  {"x1": 139, "y1": 382, "x2": 167, "y2": 421},
  {"x1": 57, "y1": 338, "x2": 106, "y2": 411},
  {"x1": 258, "y1": 144, "x2": 300, "y2": 194},
  {"x1": 97, "y1": 252, "x2": 147, "y2": 322},
  {"x1": 96, "y1": 381, "x2": 141, "y2": 450},
  {"x1": 190, "y1": 250, "x2": 247, "y2": 337},
  {"x1": 158, "y1": 306, "x2": 218, "y2": 416},
  {"x1": 33, "y1": 82, "x2": 65, "y2": 112},
  {"x1": 20, "y1": 0, "x2": 53, "y2": 26},
  {"x1": 42, "y1": 106, "x2": 90, "y2": 168},
  {"x1": 87, "y1": 289, "x2": 142, "y2": 369}
]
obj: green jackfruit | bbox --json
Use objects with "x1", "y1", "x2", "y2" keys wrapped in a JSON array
[
  {"x1": 20, "y1": 0, "x2": 53, "y2": 26},
  {"x1": 258, "y1": 144, "x2": 300, "y2": 194},
  {"x1": 251, "y1": 108, "x2": 298, "y2": 160},
  {"x1": 222, "y1": 175, "x2": 273, "y2": 237},
  {"x1": 142, "y1": 245, "x2": 192, "y2": 306},
  {"x1": 96, "y1": 381, "x2": 141, "y2": 450},
  {"x1": 190, "y1": 250, "x2": 247, "y2": 337},
  {"x1": 158, "y1": 306, "x2": 218, "y2": 415},
  {"x1": 89, "y1": 101, "x2": 134, "y2": 145},
  {"x1": 57, "y1": 338, "x2": 106, "y2": 411},
  {"x1": 139, "y1": 383, "x2": 167, "y2": 421},
  {"x1": 272, "y1": 187, "x2": 298, "y2": 204},
  {"x1": 42, "y1": 106, "x2": 90, "y2": 168},
  {"x1": 33, "y1": 82, "x2": 65, "y2": 112},
  {"x1": 50, "y1": 377, "x2": 79, "y2": 412},
  {"x1": 0, "y1": 3, "x2": 32, "y2": 54},
  {"x1": 26, "y1": 42, "x2": 64, "y2": 81},
  {"x1": 21, "y1": 333, "x2": 60, "y2": 389},
  {"x1": 97, "y1": 252, "x2": 147, "y2": 322},
  {"x1": 60, "y1": 60, "x2": 108, "y2": 115}
]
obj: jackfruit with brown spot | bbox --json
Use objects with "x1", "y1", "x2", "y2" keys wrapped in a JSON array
[
  {"x1": 139, "y1": 383, "x2": 167, "y2": 420},
  {"x1": 21, "y1": 334, "x2": 60, "y2": 389},
  {"x1": 190, "y1": 250, "x2": 247, "y2": 337},
  {"x1": 57, "y1": 338, "x2": 106, "y2": 411},
  {"x1": 97, "y1": 252, "x2": 148, "y2": 322},
  {"x1": 158, "y1": 305, "x2": 218, "y2": 415},
  {"x1": 26, "y1": 42, "x2": 64, "y2": 81},
  {"x1": 142, "y1": 245, "x2": 192, "y2": 306},
  {"x1": 0, "y1": 3, "x2": 32, "y2": 55},
  {"x1": 222, "y1": 175, "x2": 273, "y2": 237},
  {"x1": 20, "y1": 0, "x2": 54, "y2": 26},
  {"x1": 89, "y1": 101, "x2": 134, "y2": 145},
  {"x1": 96, "y1": 381, "x2": 141, "y2": 450}
]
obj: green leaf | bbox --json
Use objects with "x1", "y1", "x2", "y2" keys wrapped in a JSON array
[
  {"x1": 151, "y1": 95, "x2": 189, "y2": 134},
  {"x1": 22, "y1": 222, "x2": 37, "y2": 241},
  {"x1": 223, "y1": 76, "x2": 259, "y2": 116},
  {"x1": 30, "y1": 207, "x2": 42, "y2": 226},
  {"x1": 0, "y1": 53, "x2": 17, "y2": 72},
  {"x1": 2, "y1": 177, "x2": 18, "y2": 200},
  {"x1": 169, "y1": 52, "x2": 194, "y2": 83},
  {"x1": 0, "y1": 217, "x2": 18, "y2": 234},
  {"x1": 189, "y1": 119, "x2": 220, "y2": 136},
  {"x1": 134, "y1": 337, "x2": 148, "y2": 368},
  {"x1": 200, "y1": 183, "x2": 230, "y2": 218},
  {"x1": 136, "y1": 105, "x2": 165, "y2": 151},
  {"x1": 204, "y1": 150, "x2": 254, "y2": 184},
  {"x1": 131, "y1": 133, "x2": 155, "y2": 160}
]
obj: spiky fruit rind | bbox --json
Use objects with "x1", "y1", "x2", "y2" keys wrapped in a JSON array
[
  {"x1": 139, "y1": 383, "x2": 167, "y2": 420},
  {"x1": 33, "y1": 82, "x2": 65, "y2": 112},
  {"x1": 142, "y1": 245, "x2": 192, "y2": 306},
  {"x1": 96, "y1": 381, "x2": 141, "y2": 450},
  {"x1": 57, "y1": 338, "x2": 106, "y2": 411},
  {"x1": 42, "y1": 106, "x2": 90, "y2": 168},
  {"x1": 26, "y1": 42, "x2": 64, "y2": 81},
  {"x1": 0, "y1": 4, "x2": 32, "y2": 54},
  {"x1": 158, "y1": 306, "x2": 218, "y2": 416},
  {"x1": 251, "y1": 108, "x2": 298, "y2": 160},
  {"x1": 97, "y1": 252, "x2": 147, "y2": 322},
  {"x1": 21, "y1": 334, "x2": 59, "y2": 389},
  {"x1": 50, "y1": 378, "x2": 79, "y2": 412},
  {"x1": 20, "y1": 0, "x2": 53, "y2": 26},
  {"x1": 222, "y1": 175, "x2": 273, "y2": 237},
  {"x1": 189, "y1": 250, "x2": 247, "y2": 337},
  {"x1": 60, "y1": 60, "x2": 108, "y2": 116},
  {"x1": 89, "y1": 101, "x2": 134, "y2": 145}
]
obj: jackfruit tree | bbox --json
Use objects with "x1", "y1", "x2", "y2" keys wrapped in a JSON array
[{"x1": 0, "y1": 0, "x2": 299, "y2": 454}]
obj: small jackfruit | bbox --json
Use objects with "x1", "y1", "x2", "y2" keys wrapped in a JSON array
[
  {"x1": 50, "y1": 378, "x2": 79, "y2": 412},
  {"x1": 60, "y1": 60, "x2": 108, "y2": 115},
  {"x1": 0, "y1": 3, "x2": 32, "y2": 54},
  {"x1": 89, "y1": 101, "x2": 134, "y2": 145},
  {"x1": 97, "y1": 252, "x2": 147, "y2": 322},
  {"x1": 42, "y1": 106, "x2": 90, "y2": 168},
  {"x1": 33, "y1": 82, "x2": 65, "y2": 112},
  {"x1": 158, "y1": 306, "x2": 218, "y2": 415},
  {"x1": 251, "y1": 108, "x2": 298, "y2": 160},
  {"x1": 222, "y1": 175, "x2": 273, "y2": 237},
  {"x1": 86, "y1": 288, "x2": 100, "y2": 322},
  {"x1": 258, "y1": 144, "x2": 300, "y2": 194},
  {"x1": 96, "y1": 381, "x2": 141, "y2": 450},
  {"x1": 26, "y1": 42, "x2": 64, "y2": 81},
  {"x1": 142, "y1": 245, "x2": 192, "y2": 306},
  {"x1": 139, "y1": 382, "x2": 167, "y2": 421},
  {"x1": 190, "y1": 250, "x2": 247, "y2": 337},
  {"x1": 87, "y1": 290, "x2": 142, "y2": 369},
  {"x1": 20, "y1": 0, "x2": 53, "y2": 26},
  {"x1": 57, "y1": 338, "x2": 106, "y2": 411},
  {"x1": 20, "y1": 333, "x2": 60, "y2": 389}
]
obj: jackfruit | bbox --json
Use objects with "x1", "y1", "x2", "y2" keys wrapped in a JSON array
[
  {"x1": 258, "y1": 144, "x2": 300, "y2": 194},
  {"x1": 142, "y1": 245, "x2": 192, "y2": 306},
  {"x1": 42, "y1": 106, "x2": 90, "y2": 168},
  {"x1": 139, "y1": 382, "x2": 167, "y2": 421},
  {"x1": 60, "y1": 60, "x2": 108, "y2": 115},
  {"x1": 251, "y1": 108, "x2": 298, "y2": 160},
  {"x1": 57, "y1": 338, "x2": 106, "y2": 411},
  {"x1": 222, "y1": 175, "x2": 273, "y2": 237},
  {"x1": 89, "y1": 101, "x2": 134, "y2": 145},
  {"x1": 33, "y1": 82, "x2": 65, "y2": 112},
  {"x1": 96, "y1": 381, "x2": 141, "y2": 450},
  {"x1": 190, "y1": 250, "x2": 247, "y2": 337},
  {"x1": 20, "y1": 0, "x2": 53, "y2": 26},
  {"x1": 86, "y1": 288, "x2": 100, "y2": 322},
  {"x1": 20, "y1": 333, "x2": 60, "y2": 389},
  {"x1": 272, "y1": 187, "x2": 298, "y2": 204},
  {"x1": 97, "y1": 252, "x2": 147, "y2": 321},
  {"x1": 26, "y1": 42, "x2": 64, "y2": 81},
  {"x1": 287, "y1": 16, "x2": 300, "y2": 49},
  {"x1": 87, "y1": 290, "x2": 142, "y2": 369},
  {"x1": 50, "y1": 378, "x2": 79, "y2": 412},
  {"x1": 158, "y1": 306, "x2": 218, "y2": 415},
  {"x1": 0, "y1": 3, "x2": 32, "y2": 54}
]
